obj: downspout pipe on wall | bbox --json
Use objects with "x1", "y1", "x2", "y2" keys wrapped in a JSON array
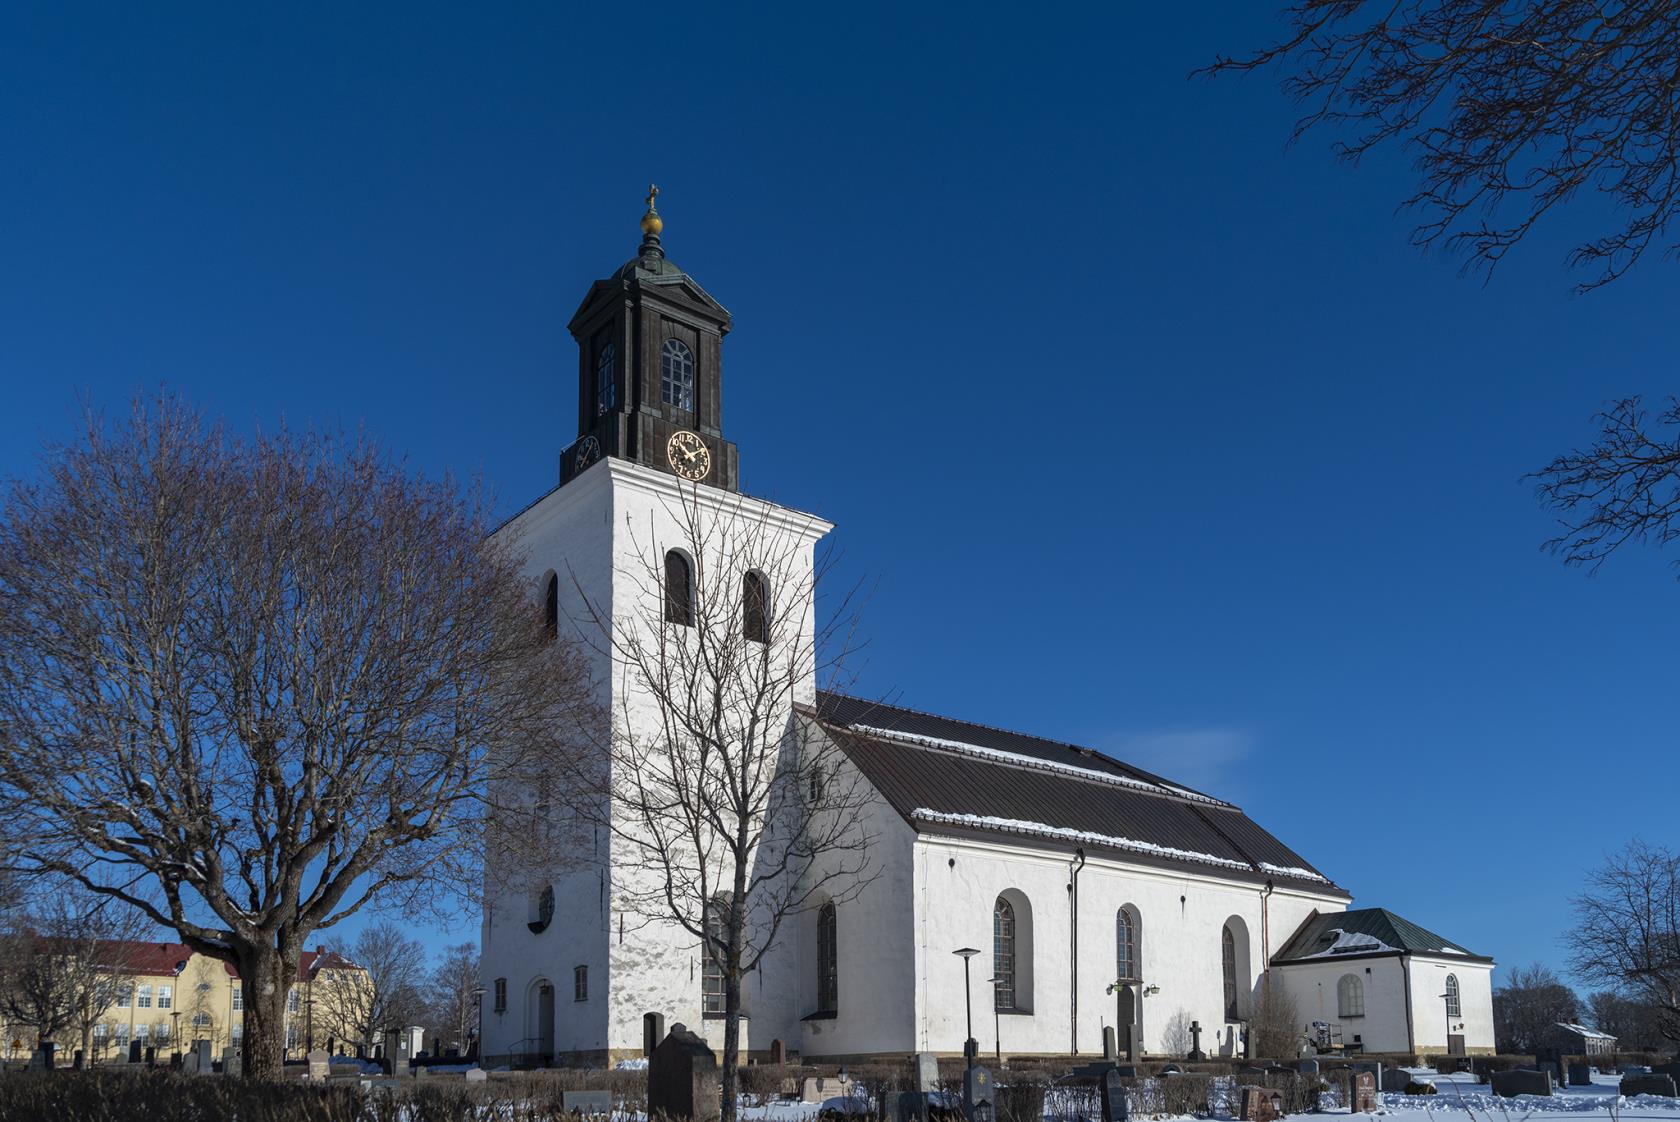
[{"x1": 1069, "y1": 848, "x2": 1086, "y2": 1055}]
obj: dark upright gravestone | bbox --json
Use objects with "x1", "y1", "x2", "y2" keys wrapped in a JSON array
[
  {"x1": 128, "y1": 1040, "x2": 143, "y2": 1064},
  {"x1": 1298, "y1": 1059, "x2": 1319, "y2": 1075},
  {"x1": 769, "y1": 1039, "x2": 784, "y2": 1065},
  {"x1": 1491, "y1": 1070, "x2": 1553, "y2": 1097},
  {"x1": 1568, "y1": 1063, "x2": 1592, "y2": 1087},
  {"x1": 143, "y1": 1046, "x2": 155, "y2": 1066},
  {"x1": 1100, "y1": 1067, "x2": 1130, "y2": 1122},
  {"x1": 72, "y1": 1048, "x2": 84, "y2": 1071},
  {"x1": 1620, "y1": 1074, "x2": 1678, "y2": 1098},
  {"x1": 962, "y1": 1065, "x2": 995, "y2": 1122},
  {"x1": 648, "y1": 1024, "x2": 720, "y2": 1122},
  {"x1": 1102, "y1": 1026, "x2": 1117, "y2": 1062},
  {"x1": 1188, "y1": 1021, "x2": 1205, "y2": 1062}
]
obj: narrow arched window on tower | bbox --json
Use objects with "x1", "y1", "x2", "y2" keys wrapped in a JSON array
[
  {"x1": 543, "y1": 574, "x2": 559, "y2": 641},
  {"x1": 816, "y1": 901, "x2": 838, "y2": 1015},
  {"x1": 661, "y1": 339, "x2": 695, "y2": 411},
  {"x1": 664, "y1": 550, "x2": 693, "y2": 626},
  {"x1": 596, "y1": 342, "x2": 617, "y2": 415},
  {"x1": 742, "y1": 570, "x2": 769, "y2": 643}
]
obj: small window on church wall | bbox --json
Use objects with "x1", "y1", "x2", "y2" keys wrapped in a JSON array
[
  {"x1": 661, "y1": 339, "x2": 695, "y2": 411},
  {"x1": 742, "y1": 570, "x2": 769, "y2": 643},
  {"x1": 664, "y1": 551, "x2": 694, "y2": 626},
  {"x1": 1445, "y1": 974, "x2": 1461, "y2": 1018},
  {"x1": 596, "y1": 342, "x2": 616, "y2": 415},
  {"x1": 493, "y1": 977, "x2": 507, "y2": 1012},
  {"x1": 1222, "y1": 925, "x2": 1238, "y2": 1021},
  {"x1": 1338, "y1": 973, "x2": 1364, "y2": 1018},
  {"x1": 994, "y1": 897, "x2": 1017, "y2": 1011},
  {"x1": 543, "y1": 574, "x2": 559, "y2": 641},
  {"x1": 1117, "y1": 907, "x2": 1138, "y2": 983},
  {"x1": 574, "y1": 965, "x2": 588, "y2": 1002},
  {"x1": 816, "y1": 901, "x2": 838, "y2": 1015},
  {"x1": 529, "y1": 885, "x2": 555, "y2": 934}
]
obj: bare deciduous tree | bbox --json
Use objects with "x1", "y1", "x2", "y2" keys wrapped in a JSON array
[
  {"x1": 425, "y1": 941, "x2": 480, "y2": 1056},
  {"x1": 1205, "y1": 2, "x2": 1680, "y2": 290},
  {"x1": 0, "y1": 889, "x2": 149, "y2": 1062},
  {"x1": 1532, "y1": 397, "x2": 1680, "y2": 573},
  {"x1": 1568, "y1": 840, "x2": 1680, "y2": 1044},
  {"x1": 316, "y1": 921, "x2": 427, "y2": 1055},
  {"x1": 1492, "y1": 962, "x2": 1581, "y2": 1054},
  {"x1": 570, "y1": 485, "x2": 875, "y2": 1122},
  {"x1": 0, "y1": 395, "x2": 594, "y2": 1078},
  {"x1": 1250, "y1": 973, "x2": 1302, "y2": 1059}
]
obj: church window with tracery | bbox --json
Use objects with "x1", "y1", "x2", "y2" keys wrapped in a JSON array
[
  {"x1": 994, "y1": 897, "x2": 1016, "y2": 1011},
  {"x1": 816, "y1": 901, "x2": 838, "y2": 1014},
  {"x1": 661, "y1": 339, "x2": 695, "y2": 411},
  {"x1": 1445, "y1": 974, "x2": 1461, "y2": 1018},
  {"x1": 1222, "y1": 925, "x2": 1238, "y2": 1021}
]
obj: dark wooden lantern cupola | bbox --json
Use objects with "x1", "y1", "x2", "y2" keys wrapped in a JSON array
[{"x1": 559, "y1": 186, "x2": 740, "y2": 492}]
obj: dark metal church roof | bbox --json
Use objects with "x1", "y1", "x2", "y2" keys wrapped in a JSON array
[
  {"x1": 807, "y1": 691, "x2": 1346, "y2": 895},
  {"x1": 1271, "y1": 907, "x2": 1492, "y2": 964}
]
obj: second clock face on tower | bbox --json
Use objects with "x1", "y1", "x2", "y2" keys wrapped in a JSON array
[{"x1": 666, "y1": 430, "x2": 712, "y2": 481}]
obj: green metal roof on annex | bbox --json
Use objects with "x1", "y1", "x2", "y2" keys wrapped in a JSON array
[{"x1": 1273, "y1": 907, "x2": 1493, "y2": 965}]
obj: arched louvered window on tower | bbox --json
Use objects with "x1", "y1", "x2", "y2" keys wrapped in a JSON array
[
  {"x1": 661, "y1": 339, "x2": 695, "y2": 411},
  {"x1": 742, "y1": 570, "x2": 769, "y2": 643},
  {"x1": 543, "y1": 574, "x2": 559, "y2": 641},
  {"x1": 664, "y1": 550, "x2": 693, "y2": 626}
]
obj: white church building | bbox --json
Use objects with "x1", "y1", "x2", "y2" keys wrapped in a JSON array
[{"x1": 479, "y1": 196, "x2": 1495, "y2": 1066}]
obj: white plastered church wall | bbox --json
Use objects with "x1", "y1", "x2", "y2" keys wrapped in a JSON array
[
  {"x1": 1406, "y1": 956, "x2": 1496, "y2": 1054},
  {"x1": 1272, "y1": 958, "x2": 1413, "y2": 1054},
  {"x1": 912, "y1": 833, "x2": 1345, "y2": 1058}
]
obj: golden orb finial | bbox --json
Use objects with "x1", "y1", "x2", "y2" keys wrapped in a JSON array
[{"x1": 640, "y1": 183, "x2": 663, "y2": 238}]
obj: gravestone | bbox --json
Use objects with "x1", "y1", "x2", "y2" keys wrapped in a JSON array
[
  {"x1": 72, "y1": 1048, "x2": 83, "y2": 1071},
  {"x1": 1238, "y1": 1086, "x2": 1283, "y2": 1122},
  {"x1": 962, "y1": 1065, "x2": 995, "y2": 1122},
  {"x1": 643, "y1": 1012, "x2": 666, "y2": 1057},
  {"x1": 1539, "y1": 1061, "x2": 1561, "y2": 1087},
  {"x1": 1298, "y1": 1059, "x2": 1319, "y2": 1076},
  {"x1": 1380, "y1": 1069, "x2": 1414, "y2": 1093},
  {"x1": 27, "y1": 1043, "x2": 53, "y2": 1071},
  {"x1": 1568, "y1": 1063, "x2": 1592, "y2": 1087},
  {"x1": 647, "y1": 1023, "x2": 720, "y2": 1122},
  {"x1": 802, "y1": 1077, "x2": 850, "y2": 1103},
  {"x1": 1620, "y1": 1074, "x2": 1677, "y2": 1098},
  {"x1": 562, "y1": 1090, "x2": 613, "y2": 1115},
  {"x1": 306, "y1": 1048, "x2": 329, "y2": 1082},
  {"x1": 128, "y1": 1040, "x2": 143, "y2": 1064},
  {"x1": 1351, "y1": 1071, "x2": 1377, "y2": 1113},
  {"x1": 1654, "y1": 1062, "x2": 1680, "y2": 1083},
  {"x1": 913, "y1": 1052, "x2": 940, "y2": 1093},
  {"x1": 1490, "y1": 1069, "x2": 1552, "y2": 1097},
  {"x1": 892, "y1": 1091, "x2": 930, "y2": 1122},
  {"x1": 769, "y1": 1039, "x2": 784, "y2": 1065},
  {"x1": 465, "y1": 1067, "x2": 488, "y2": 1083},
  {"x1": 1188, "y1": 1021, "x2": 1205, "y2": 1062},
  {"x1": 144, "y1": 1046, "x2": 155, "y2": 1066},
  {"x1": 1102, "y1": 1026, "x2": 1117, "y2": 1062},
  {"x1": 1100, "y1": 1067, "x2": 1130, "y2": 1122},
  {"x1": 223, "y1": 1048, "x2": 241, "y2": 1078}
]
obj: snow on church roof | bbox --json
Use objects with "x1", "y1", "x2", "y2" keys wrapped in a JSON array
[
  {"x1": 1272, "y1": 908, "x2": 1493, "y2": 964},
  {"x1": 809, "y1": 692, "x2": 1345, "y2": 893}
]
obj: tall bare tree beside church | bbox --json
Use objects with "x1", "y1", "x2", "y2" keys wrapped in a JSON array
[
  {"x1": 0, "y1": 395, "x2": 594, "y2": 1079},
  {"x1": 571, "y1": 486, "x2": 875, "y2": 1122}
]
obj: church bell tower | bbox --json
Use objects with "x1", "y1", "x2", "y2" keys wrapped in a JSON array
[{"x1": 559, "y1": 187, "x2": 741, "y2": 492}]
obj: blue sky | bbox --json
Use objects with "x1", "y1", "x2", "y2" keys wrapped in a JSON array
[{"x1": 3, "y1": 3, "x2": 1677, "y2": 988}]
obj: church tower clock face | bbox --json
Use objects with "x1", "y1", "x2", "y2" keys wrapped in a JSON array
[{"x1": 666, "y1": 430, "x2": 711, "y2": 481}]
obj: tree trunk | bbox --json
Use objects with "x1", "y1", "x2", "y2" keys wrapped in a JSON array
[
  {"x1": 722, "y1": 973, "x2": 741, "y2": 1122},
  {"x1": 236, "y1": 946, "x2": 295, "y2": 1080}
]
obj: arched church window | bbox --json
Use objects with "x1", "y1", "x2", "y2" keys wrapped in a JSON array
[
  {"x1": 742, "y1": 570, "x2": 769, "y2": 643},
  {"x1": 1222, "y1": 924, "x2": 1238, "y2": 1021},
  {"x1": 664, "y1": 550, "x2": 693, "y2": 626},
  {"x1": 1445, "y1": 974, "x2": 1461, "y2": 1018},
  {"x1": 1338, "y1": 973, "x2": 1365, "y2": 1017},
  {"x1": 661, "y1": 339, "x2": 695, "y2": 411},
  {"x1": 994, "y1": 896, "x2": 1017, "y2": 1011},
  {"x1": 816, "y1": 900, "x2": 838, "y2": 1015},
  {"x1": 1117, "y1": 907, "x2": 1139, "y2": 983},
  {"x1": 543, "y1": 573, "x2": 559, "y2": 641},
  {"x1": 529, "y1": 885, "x2": 555, "y2": 934},
  {"x1": 702, "y1": 894, "x2": 731, "y2": 1017},
  {"x1": 596, "y1": 342, "x2": 616, "y2": 415}
]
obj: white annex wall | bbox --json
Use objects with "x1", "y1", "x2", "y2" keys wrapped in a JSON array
[
  {"x1": 1406, "y1": 956, "x2": 1496, "y2": 1055},
  {"x1": 1274, "y1": 958, "x2": 1413, "y2": 1054}
]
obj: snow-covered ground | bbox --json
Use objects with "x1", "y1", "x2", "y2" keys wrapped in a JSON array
[{"x1": 1373, "y1": 1069, "x2": 1680, "y2": 1119}]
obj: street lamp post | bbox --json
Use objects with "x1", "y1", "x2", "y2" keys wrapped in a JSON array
[
  {"x1": 171, "y1": 1011, "x2": 181, "y2": 1062},
  {"x1": 953, "y1": 948, "x2": 980, "y2": 1068},
  {"x1": 305, "y1": 995, "x2": 315, "y2": 1055}
]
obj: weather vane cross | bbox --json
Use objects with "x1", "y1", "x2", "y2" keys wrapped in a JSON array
[{"x1": 645, "y1": 183, "x2": 659, "y2": 211}]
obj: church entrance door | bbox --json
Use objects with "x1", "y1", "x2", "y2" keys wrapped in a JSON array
[
  {"x1": 1116, "y1": 986, "x2": 1139, "y2": 1060},
  {"x1": 529, "y1": 981, "x2": 556, "y2": 1064}
]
